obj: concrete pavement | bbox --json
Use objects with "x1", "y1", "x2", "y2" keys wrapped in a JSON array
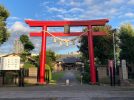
[
  {"x1": 0, "y1": 83, "x2": 134, "y2": 100},
  {"x1": 0, "y1": 70, "x2": 134, "y2": 100}
]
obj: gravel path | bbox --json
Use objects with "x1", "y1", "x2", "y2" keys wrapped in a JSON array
[{"x1": 57, "y1": 69, "x2": 80, "y2": 86}]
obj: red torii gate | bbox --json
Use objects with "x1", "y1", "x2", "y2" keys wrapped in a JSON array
[{"x1": 25, "y1": 19, "x2": 109, "y2": 84}]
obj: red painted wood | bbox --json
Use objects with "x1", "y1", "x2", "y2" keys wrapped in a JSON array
[
  {"x1": 25, "y1": 19, "x2": 109, "y2": 27},
  {"x1": 39, "y1": 26, "x2": 47, "y2": 84},
  {"x1": 88, "y1": 25, "x2": 96, "y2": 84},
  {"x1": 29, "y1": 32, "x2": 106, "y2": 37}
]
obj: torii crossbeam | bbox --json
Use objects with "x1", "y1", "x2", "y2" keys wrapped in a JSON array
[{"x1": 25, "y1": 19, "x2": 109, "y2": 84}]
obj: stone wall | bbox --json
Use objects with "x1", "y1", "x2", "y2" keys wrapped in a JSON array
[
  {"x1": 97, "y1": 66, "x2": 110, "y2": 84},
  {"x1": 97, "y1": 67, "x2": 108, "y2": 79},
  {"x1": 24, "y1": 67, "x2": 38, "y2": 84}
]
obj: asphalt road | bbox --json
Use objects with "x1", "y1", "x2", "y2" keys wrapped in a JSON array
[
  {"x1": 0, "y1": 86, "x2": 134, "y2": 100},
  {"x1": 0, "y1": 70, "x2": 134, "y2": 100}
]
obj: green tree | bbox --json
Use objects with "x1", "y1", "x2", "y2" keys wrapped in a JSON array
[
  {"x1": 119, "y1": 23, "x2": 134, "y2": 64},
  {"x1": 19, "y1": 34, "x2": 34, "y2": 53},
  {"x1": 24, "y1": 41, "x2": 34, "y2": 52},
  {"x1": 19, "y1": 35, "x2": 34, "y2": 63},
  {"x1": 28, "y1": 50, "x2": 56, "y2": 69},
  {"x1": 79, "y1": 25, "x2": 115, "y2": 64},
  {"x1": 0, "y1": 5, "x2": 10, "y2": 45},
  {"x1": 46, "y1": 49, "x2": 56, "y2": 69},
  {"x1": 20, "y1": 34, "x2": 29, "y2": 44}
]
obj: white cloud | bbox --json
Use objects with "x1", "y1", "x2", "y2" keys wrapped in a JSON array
[
  {"x1": 59, "y1": 0, "x2": 65, "y2": 4},
  {"x1": 57, "y1": 14, "x2": 80, "y2": 20},
  {"x1": 41, "y1": 1, "x2": 49, "y2": 6},
  {"x1": 110, "y1": 8, "x2": 118, "y2": 14},
  {"x1": 57, "y1": 15, "x2": 64, "y2": 19},
  {"x1": 128, "y1": 0, "x2": 134, "y2": 5},
  {"x1": 59, "y1": 0, "x2": 81, "y2": 6},
  {"x1": 8, "y1": 16, "x2": 20, "y2": 20},
  {"x1": 63, "y1": 17, "x2": 79, "y2": 20},
  {"x1": 125, "y1": 12, "x2": 134, "y2": 18},
  {"x1": 104, "y1": 0, "x2": 124, "y2": 6},
  {"x1": 84, "y1": 0, "x2": 93, "y2": 4},
  {"x1": 41, "y1": 0, "x2": 134, "y2": 28},
  {"x1": 8, "y1": 21, "x2": 31, "y2": 33},
  {"x1": 57, "y1": 0, "x2": 122, "y2": 20},
  {"x1": 110, "y1": 0, "x2": 124, "y2": 4},
  {"x1": 68, "y1": 8, "x2": 84, "y2": 12},
  {"x1": 47, "y1": 7, "x2": 66, "y2": 13},
  {"x1": 24, "y1": 18, "x2": 34, "y2": 20},
  {"x1": 69, "y1": 0, "x2": 81, "y2": 6},
  {"x1": 8, "y1": 21, "x2": 41, "y2": 34},
  {"x1": 47, "y1": 7, "x2": 84, "y2": 15}
]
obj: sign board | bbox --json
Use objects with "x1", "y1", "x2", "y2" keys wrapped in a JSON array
[
  {"x1": 0, "y1": 54, "x2": 20, "y2": 70},
  {"x1": 121, "y1": 60, "x2": 128, "y2": 80}
]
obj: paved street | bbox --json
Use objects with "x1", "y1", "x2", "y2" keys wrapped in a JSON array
[
  {"x1": 0, "y1": 85, "x2": 134, "y2": 100},
  {"x1": 0, "y1": 70, "x2": 134, "y2": 100},
  {"x1": 57, "y1": 70, "x2": 80, "y2": 86}
]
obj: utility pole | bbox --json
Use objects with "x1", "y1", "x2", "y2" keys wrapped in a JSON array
[
  {"x1": 112, "y1": 29, "x2": 117, "y2": 69},
  {"x1": 112, "y1": 29, "x2": 117, "y2": 86}
]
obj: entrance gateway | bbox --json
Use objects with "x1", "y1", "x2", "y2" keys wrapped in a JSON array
[{"x1": 25, "y1": 19, "x2": 109, "y2": 84}]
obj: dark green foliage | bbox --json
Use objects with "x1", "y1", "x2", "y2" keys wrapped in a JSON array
[
  {"x1": 0, "y1": 5, "x2": 10, "y2": 45},
  {"x1": 20, "y1": 51, "x2": 31, "y2": 62},
  {"x1": 20, "y1": 34, "x2": 29, "y2": 44},
  {"x1": 78, "y1": 36, "x2": 89, "y2": 60},
  {"x1": 0, "y1": 5, "x2": 9, "y2": 20},
  {"x1": 79, "y1": 25, "x2": 114, "y2": 64},
  {"x1": 119, "y1": 24, "x2": 134, "y2": 64},
  {"x1": 30, "y1": 50, "x2": 56, "y2": 70},
  {"x1": 30, "y1": 55, "x2": 40, "y2": 67},
  {"x1": 79, "y1": 25, "x2": 116, "y2": 83},
  {"x1": 19, "y1": 35, "x2": 34, "y2": 53},
  {"x1": 24, "y1": 41, "x2": 35, "y2": 52},
  {"x1": 94, "y1": 26, "x2": 114, "y2": 64},
  {"x1": 46, "y1": 50, "x2": 56, "y2": 69},
  {"x1": 19, "y1": 35, "x2": 34, "y2": 63}
]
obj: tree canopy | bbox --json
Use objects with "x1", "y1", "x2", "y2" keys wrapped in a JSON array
[
  {"x1": 79, "y1": 25, "x2": 115, "y2": 64},
  {"x1": 46, "y1": 49, "x2": 56, "y2": 68},
  {"x1": 29, "y1": 49, "x2": 56, "y2": 69},
  {"x1": 19, "y1": 34, "x2": 34, "y2": 52},
  {"x1": 20, "y1": 34, "x2": 29, "y2": 44},
  {"x1": 0, "y1": 5, "x2": 10, "y2": 45},
  {"x1": 19, "y1": 34, "x2": 35, "y2": 63},
  {"x1": 119, "y1": 23, "x2": 134, "y2": 64}
]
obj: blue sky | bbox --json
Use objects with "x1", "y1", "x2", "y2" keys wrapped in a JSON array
[{"x1": 0, "y1": 0, "x2": 134, "y2": 54}]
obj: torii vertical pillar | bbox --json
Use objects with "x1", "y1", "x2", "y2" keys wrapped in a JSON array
[
  {"x1": 40, "y1": 26, "x2": 47, "y2": 84},
  {"x1": 88, "y1": 25, "x2": 96, "y2": 84}
]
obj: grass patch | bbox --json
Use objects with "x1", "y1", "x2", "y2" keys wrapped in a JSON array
[{"x1": 52, "y1": 71, "x2": 64, "y2": 81}]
